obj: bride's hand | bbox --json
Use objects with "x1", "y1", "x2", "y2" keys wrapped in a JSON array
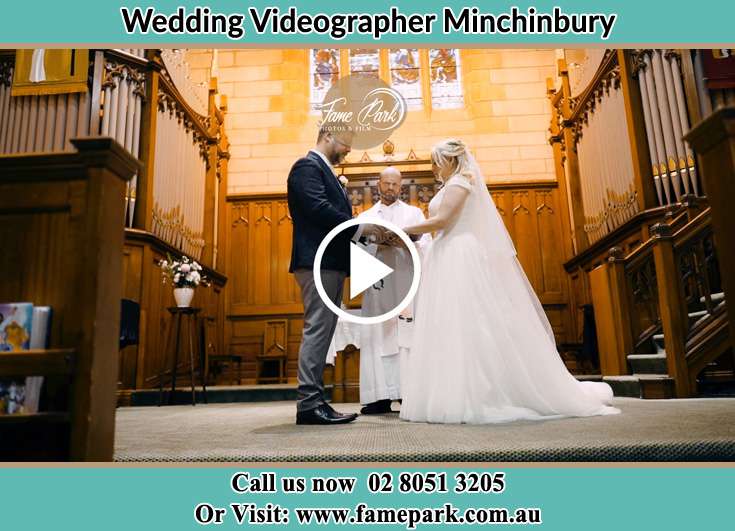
[{"x1": 382, "y1": 233, "x2": 402, "y2": 246}]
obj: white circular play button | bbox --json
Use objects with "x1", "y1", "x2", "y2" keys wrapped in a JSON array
[{"x1": 313, "y1": 218, "x2": 421, "y2": 325}]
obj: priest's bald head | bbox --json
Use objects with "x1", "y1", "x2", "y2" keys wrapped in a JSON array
[{"x1": 378, "y1": 166, "x2": 402, "y2": 206}]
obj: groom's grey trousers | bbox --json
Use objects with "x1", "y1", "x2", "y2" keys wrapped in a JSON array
[{"x1": 294, "y1": 268, "x2": 346, "y2": 412}]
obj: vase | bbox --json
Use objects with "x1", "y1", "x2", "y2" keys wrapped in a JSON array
[{"x1": 173, "y1": 287, "x2": 195, "y2": 308}]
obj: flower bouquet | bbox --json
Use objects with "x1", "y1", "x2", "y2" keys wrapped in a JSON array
[{"x1": 158, "y1": 254, "x2": 209, "y2": 307}]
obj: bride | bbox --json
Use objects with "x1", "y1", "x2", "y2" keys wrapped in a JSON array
[{"x1": 398, "y1": 139, "x2": 620, "y2": 424}]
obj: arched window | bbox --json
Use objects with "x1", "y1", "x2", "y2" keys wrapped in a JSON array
[
  {"x1": 309, "y1": 48, "x2": 340, "y2": 111},
  {"x1": 349, "y1": 49, "x2": 380, "y2": 78},
  {"x1": 389, "y1": 48, "x2": 422, "y2": 109},
  {"x1": 310, "y1": 48, "x2": 463, "y2": 112},
  {"x1": 429, "y1": 48, "x2": 463, "y2": 109}
]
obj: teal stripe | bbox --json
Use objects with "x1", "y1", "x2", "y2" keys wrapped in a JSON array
[
  {"x1": 1, "y1": 1, "x2": 734, "y2": 44},
  {"x1": 0, "y1": 467, "x2": 731, "y2": 529}
]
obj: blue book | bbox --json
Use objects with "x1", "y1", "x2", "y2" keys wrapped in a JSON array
[
  {"x1": 30, "y1": 306, "x2": 52, "y2": 350},
  {"x1": 25, "y1": 306, "x2": 53, "y2": 413}
]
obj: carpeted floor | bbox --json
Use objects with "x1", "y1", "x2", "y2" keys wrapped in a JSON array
[{"x1": 114, "y1": 398, "x2": 735, "y2": 462}]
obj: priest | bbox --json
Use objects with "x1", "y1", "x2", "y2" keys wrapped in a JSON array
[{"x1": 357, "y1": 167, "x2": 431, "y2": 414}]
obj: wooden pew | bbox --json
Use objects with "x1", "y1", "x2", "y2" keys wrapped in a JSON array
[{"x1": 0, "y1": 137, "x2": 138, "y2": 461}]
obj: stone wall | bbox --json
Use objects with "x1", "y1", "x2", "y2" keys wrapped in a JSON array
[{"x1": 187, "y1": 49, "x2": 558, "y2": 194}]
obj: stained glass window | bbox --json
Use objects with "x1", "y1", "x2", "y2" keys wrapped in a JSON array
[
  {"x1": 309, "y1": 48, "x2": 465, "y2": 112},
  {"x1": 429, "y1": 49, "x2": 463, "y2": 109},
  {"x1": 310, "y1": 48, "x2": 339, "y2": 110},
  {"x1": 389, "y1": 49, "x2": 422, "y2": 109},
  {"x1": 349, "y1": 49, "x2": 380, "y2": 78}
]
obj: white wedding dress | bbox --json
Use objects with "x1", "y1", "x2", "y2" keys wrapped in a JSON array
[{"x1": 400, "y1": 166, "x2": 620, "y2": 424}]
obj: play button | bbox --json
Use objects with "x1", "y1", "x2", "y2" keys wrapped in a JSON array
[
  {"x1": 313, "y1": 218, "x2": 421, "y2": 325},
  {"x1": 349, "y1": 242, "x2": 394, "y2": 299}
]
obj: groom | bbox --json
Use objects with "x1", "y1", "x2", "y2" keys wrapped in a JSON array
[{"x1": 287, "y1": 124, "x2": 382, "y2": 425}]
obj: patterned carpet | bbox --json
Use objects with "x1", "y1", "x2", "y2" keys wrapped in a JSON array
[{"x1": 114, "y1": 398, "x2": 735, "y2": 462}]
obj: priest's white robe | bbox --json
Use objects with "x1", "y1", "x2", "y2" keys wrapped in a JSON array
[{"x1": 357, "y1": 200, "x2": 431, "y2": 404}]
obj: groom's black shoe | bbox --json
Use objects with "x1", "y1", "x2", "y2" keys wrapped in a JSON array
[
  {"x1": 296, "y1": 404, "x2": 358, "y2": 425},
  {"x1": 323, "y1": 402, "x2": 358, "y2": 420},
  {"x1": 360, "y1": 399, "x2": 393, "y2": 415}
]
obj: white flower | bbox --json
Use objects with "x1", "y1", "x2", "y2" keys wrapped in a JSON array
[
  {"x1": 338, "y1": 175, "x2": 348, "y2": 186},
  {"x1": 191, "y1": 272, "x2": 201, "y2": 282},
  {"x1": 173, "y1": 274, "x2": 180, "y2": 284},
  {"x1": 180, "y1": 264, "x2": 191, "y2": 273}
]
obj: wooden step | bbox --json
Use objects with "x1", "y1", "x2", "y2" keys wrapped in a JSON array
[
  {"x1": 697, "y1": 379, "x2": 735, "y2": 397},
  {"x1": 126, "y1": 384, "x2": 333, "y2": 406},
  {"x1": 700, "y1": 292, "x2": 725, "y2": 304},
  {"x1": 652, "y1": 334, "x2": 666, "y2": 354},
  {"x1": 603, "y1": 374, "x2": 675, "y2": 399},
  {"x1": 651, "y1": 308, "x2": 721, "y2": 354},
  {"x1": 628, "y1": 353, "x2": 667, "y2": 374}
]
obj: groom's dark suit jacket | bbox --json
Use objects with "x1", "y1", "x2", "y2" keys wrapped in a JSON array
[{"x1": 287, "y1": 151, "x2": 357, "y2": 274}]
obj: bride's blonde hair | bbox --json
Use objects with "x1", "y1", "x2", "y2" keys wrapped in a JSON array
[{"x1": 431, "y1": 138, "x2": 475, "y2": 184}]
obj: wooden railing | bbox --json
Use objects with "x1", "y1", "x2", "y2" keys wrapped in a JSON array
[
  {"x1": 684, "y1": 106, "x2": 735, "y2": 392},
  {"x1": 591, "y1": 204, "x2": 729, "y2": 397}
]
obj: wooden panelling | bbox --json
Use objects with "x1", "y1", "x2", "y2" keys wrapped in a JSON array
[
  {"x1": 227, "y1": 197, "x2": 302, "y2": 316},
  {"x1": 274, "y1": 200, "x2": 301, "y2": 305},
  {"x1": 535, "y1": 190, "x2": 565, "y2": 299},
  {"x1": 492, "y1": 187, "x2": 569, "y2": 305},
  {"x1": 118, "y1": 231, "x2": 226, "y2": 390},
  {"x1": 225, "y1": 316, "x2": 304, "y2": 383}
]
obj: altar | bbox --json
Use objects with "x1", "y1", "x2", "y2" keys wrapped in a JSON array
[
  {"x1": 327, "y1": 310, "x2": 361, "y2": 403},
  {"x1": 326, "y1": 310, "x2": 361, "y2": 364}
]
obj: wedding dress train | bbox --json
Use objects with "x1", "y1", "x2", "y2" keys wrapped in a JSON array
[{"x1": 400, "y1": 166, "x2": 620, "y2": 424}]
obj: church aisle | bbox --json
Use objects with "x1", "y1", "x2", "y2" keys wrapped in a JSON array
[{"x1": 115, "y1": 399, "x2": 735, "y2": 462}]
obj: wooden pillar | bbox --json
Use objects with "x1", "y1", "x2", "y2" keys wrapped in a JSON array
[
  {"x1": 685, "y1": 107, "x2": 735, "y2": 345},
  {"x1": 557, "y1": 59, "x2": 588, "y2": 252},
  {"x1": 651, "y1": 223, "x2": 691, "y2": 397},
  {"x1": 548, "y1": 78, "x2": 580, "y2": 345},
  {"x1": 216, "y1": 99, "x2": 231, "y2": 274},
  {"x1": 547, "y1": 77, "x2": 575, "y2": 259},
  {"x1": 589, "y1": 248, "x2": 632, "y2": 375},
  {"x1": 201, "y1": 78, "x2": 219, "y2": 267},
  {"x1": 617, "y1": 50, "x2": 659, "y2": 212},
  {"x1": 132, "y1": 49, "x2": 162, "y2": 232},
  {"x1": 332, "y1": 350, "x2": 345, "y2": 403},
  {"x1": 70, "y1": 138, "x2": 139, "y2": 460},
  {"x1": 134, "y1": 244, "x2": 155, "y2": 390}
]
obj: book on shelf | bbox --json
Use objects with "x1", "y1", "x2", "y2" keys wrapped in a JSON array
[
  {"x1": 0, "y1": 302, "x2": 33, "y2": 352},
  {"x1": 0, "y1": 303, "x2": 52, "y2": 415}
]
